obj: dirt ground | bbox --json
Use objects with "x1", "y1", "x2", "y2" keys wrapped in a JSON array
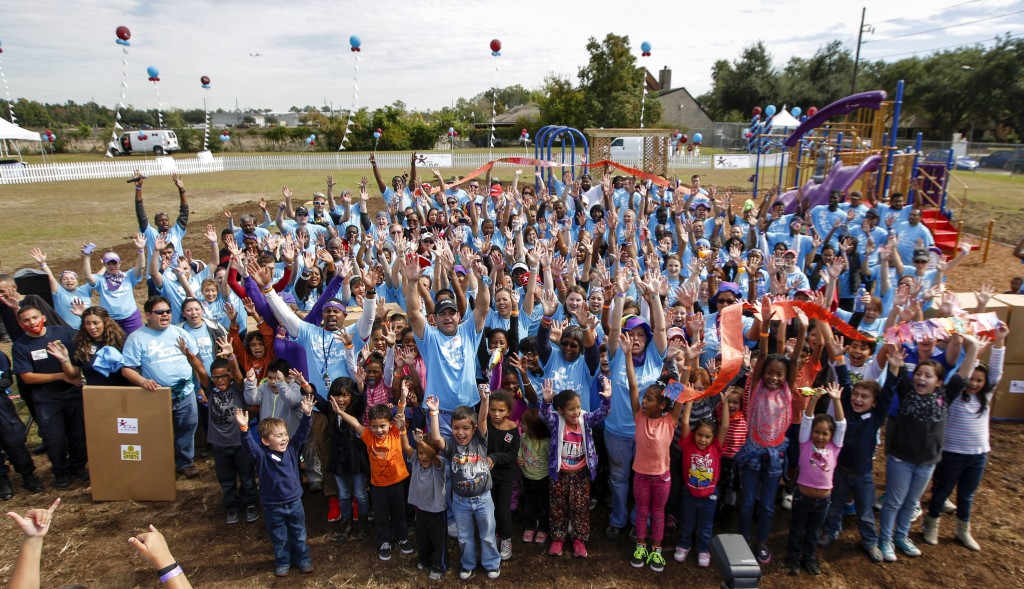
[
  {"x1": 3, "y1": 198, "x2": 1024, "y2": 588},
  {"x1": 0, "y1": 422, "x2": 1020, "y2": 588}
]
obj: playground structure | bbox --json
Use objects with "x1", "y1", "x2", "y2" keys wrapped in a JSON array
[
  {"x1": 749, "y1": 80, "x2": 989, "y2": 257},
  {"x1": 532, "y1": 125, "x2": 589, "y2": 192}
]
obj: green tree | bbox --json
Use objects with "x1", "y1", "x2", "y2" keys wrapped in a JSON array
[
  {"x1": 537, "y1": 74, "x2": 588, "y2": 129},
  {"x1": 778, "y1": 41, "x2": 855, "y2": 110},
  {"x1": 577, "y1": 33, "x2": 661, "y2": 128},
  {"x1": 698, "y1": 41, "x2": 779, "y2": 120}
]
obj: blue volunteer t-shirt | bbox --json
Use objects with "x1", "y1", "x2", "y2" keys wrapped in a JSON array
[
  {"x1": 53, "y1": 284, "x2": 94, "y2": 329},
  {"x1": 415, "y1": 320, "x2": 483, "y2": 411},
  {"x1": 544, "y1": 349, "x2": 598, "y2": 411},
  {"x1": 296, "y1": 322, "x2": 363, "y2": 392},
  {"x1": 160, "y1": 267, "x2": 211, "y2": 324},
  {"x1": 93, "y1": 269, "x2": 143, "y2": 320},
  {"x1": 605, "y1": 343, "x2": 666, "y2": 437},
  {"x1": 121, "y1": 325, "x2": 198, "y2": 398}
]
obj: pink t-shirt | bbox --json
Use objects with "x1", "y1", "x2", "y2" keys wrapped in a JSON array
[
  {"x1": 795, "y1": 413, "x2": 846, "y2": 490},
  {"x1": 681, "y1": 432, "x2": 723, "y2": 499},
  {"x1": 746, "y1": 380, "x2": 792, "y2": 448},
  {"x1": 632, "y1": 413, "x2": 677, "y2": 476},
  {"x1": 559, "y1": 423, "x2": 586, "y2": 472}
]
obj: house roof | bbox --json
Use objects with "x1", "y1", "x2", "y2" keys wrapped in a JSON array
[{"x1": 656, "y1": 85, "x2": 714, "y2": 122}]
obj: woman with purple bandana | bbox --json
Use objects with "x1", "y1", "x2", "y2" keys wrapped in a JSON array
[{"x1": 83, "y1": 233, "x2": 148, "y2": 334}]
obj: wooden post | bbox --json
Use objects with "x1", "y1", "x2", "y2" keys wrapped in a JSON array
[
  {"x1": 983, "y1": 220, "x2": 994, "y2": 263},
  {"x1": 956, "y1": 220, "x2": 963, "y2": 250}
]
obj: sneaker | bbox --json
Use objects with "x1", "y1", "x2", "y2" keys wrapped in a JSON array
[
  {"x1": 352, "y1": 520, "x2": 368, "y2": 540},
  {"x1": 417, "y1": 562, "x2": 427, "y2": 571},
  {"x1": 880, "y1": 541, "x2": 898, "y2": 562},
  {"x1": 73, "y1": 468, "x2": 90, "y2": 482},
  {"x1": 843, "y1": 501, "x2": 857, "y2": 516},
  {"x1": 0, "y1": 476, "x2": 12, "y2": 501},
  {"x1": 549, "y1": 539, "x2": 563, "y2": 556},
  {"x1": 865, "y1": 545, "x2": 884, "y2": 563},
  {"x1": 873, "y1": 497, "x2": 883, "y2": 511},
  {"x1": 428, "y1": 569, "x2": 443, "y2": 581},
  {"x1": 787, "y1": 561, "x2": 800, "y2": 576},
  {"x1": 817, "y1": 532, "x2": 837, "y2": 547},
  {"x1": 274, "y1": 565, "x2": 289, "y2": 577},
  {"x1": 942, "y1": 498, "x2": 956, "y2": 513},
  {"x1": 781, "y1": 491, "x2": 794, "y2": 510},
  {"x1": 631, "y1": 544, "x2": 649, "y2": 568},
  {"x1": 605, "y1": 524, "x2": 621, "y2": 540},
  {"x1": 447, "y1": 522, "x2": 459, "y2": 538},
  {"x1": 805, "y1": 560, "x2": 821, "y2": 575},
  {"x1": 894, "y1": 537, "x2": 921, "y2": 557},
  {"x1": 573, "y1": 539, "x2": 588, "y2": 558},
  {"x1": 910, "y1": 503, "x2": 923, "y2": 522},
  {"x1": 379, "y1": 542, "x2": 392, "y2": 561},
  {"x1": 674, "y1": 546, "x2": 690, "y2": 563},
  {"x1": 499, "y1": 537, "x2": 512, "y2": 560},
  {"x1": 648, "y1": 549, "x2": 666, "y2": 573},
  {"x1": 326, "y1": 497, "x2": 341, "y2": 522},
  {"x1": 245, "y1": 505, "x2": 260, "y2": 523},
  {"x1": 299, "y1": 561, "x2": 315, "y2": 574},
  {"x1": 397, "y1": 539, "x2": 414, "y2": 555},
  {"x1": 534, "y1": 531, "x2": 548, "y2": 544},
  {"x1": 225, "y1": 509, "x2": 240, "y2": 525},
  {"x1": 459, "y1": 569, "x2": 475, "y2": 580},
  {"x1": 338, "y1": 518, "x2": 352, "y2": 539},
  {"x1": 486, "y1": 567, "x2": 500, "y2": 579},
  {"x1": 21, "y1": 474, "x2": 42, "y2": 493},
  {"x1": 54, "y1": 474, "x2": 72, "y2": 489},
  {"x1": 522, "y1": 529, "x2": 536, "y2": 543},
  {"x1": 366, "y1": 510, "x2": 375, "y2": 522},
  {"x1": 180, "y1": 465, "x2": 200, "y2": 479},
  {"x1": 697, "y1": 552, "x2": 711, "y2": 568},
  {"x1": 755, "y1": 543, "x2": 772, "y2": 565}
]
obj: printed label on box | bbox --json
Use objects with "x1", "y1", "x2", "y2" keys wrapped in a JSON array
[
  {"x1": 121, "y1": 445, "x2": 142, "y2": 461},
  {"x1": 117, "y1": 418, "x2": 139, "y2": 434},
  {"x1": 1010, "y1": 380, "x2": 1024, "y2": 394}
]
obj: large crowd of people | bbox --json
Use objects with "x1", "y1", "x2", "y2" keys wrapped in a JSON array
[{"x1": 0, "y1": 155, "x2": 1009, "y2": 581}]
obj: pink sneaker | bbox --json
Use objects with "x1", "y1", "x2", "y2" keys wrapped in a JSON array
[
  {"x1": 522, "y1": 529, "x2": 536, "y2": 543},
  {"x1": 573, "y1": 539, "x2": 589, "y2": 558},
  {"x1": 548, "y1": 539, "x2": 563, "y2": 556},
  {"x1": 697, "y1": 552, "x2": 711, "y2": 568},
  {"x1": 534, "y1": 531, "x2": 548, "y2": 544}
]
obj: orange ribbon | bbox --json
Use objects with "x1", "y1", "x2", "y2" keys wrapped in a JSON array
[{"x1": 434, "y1": 157, "x2": 679, "y2": 194}]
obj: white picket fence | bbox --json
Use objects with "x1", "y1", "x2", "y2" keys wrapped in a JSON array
[{"x1": 0, "y1": 152, "x2": 713, "y2": 185}]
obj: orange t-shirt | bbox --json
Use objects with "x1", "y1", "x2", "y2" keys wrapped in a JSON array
[{"x1": 361, "y1": 426, "x2": 410, "y2": 487}]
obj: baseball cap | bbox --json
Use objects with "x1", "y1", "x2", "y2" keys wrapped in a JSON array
[
  {"x1": 435, "y1": 298, "x2": 458, "y2": 314},
  {"x1": 102, "y1": 252, "x2": 121, "y2": 264},
  {"x1": 912, "y1": 248, "x2": 930, "y2": 262},
  {"x1": 783, "y1": 249, "x2": 798, "y2": 257},
  {"x1": 511, "y1": 262, "x2": 529, "y2": 274},
  {"x1": 454, "y1": 265, "x2": 467, "y2": 275},
  {"x1": 420, "y1": 232, "x2": 435, "y2": 242},
  {"x1": 489, "y1": 185, "x2": 502, "y2": 197},
  {"x1": 865, "y1": 208, "x2": 880, "y2": 218},
  {"x1": 667, "y1": 326, "x2": 686, "y2": 341},
  {"x1": 295, "y1": 206, "x2": 309, "y2": 216},
  {"x1": 743, "y1": 199, "x2": 755, "y2": 211}
]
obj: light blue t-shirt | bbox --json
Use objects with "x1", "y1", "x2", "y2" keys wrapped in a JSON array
[
  {"x1": 122, "y1": 325, "x2": 198, "y2": 397},
  {"x1": 605, "y1": 342, "x2": 666, "y2": 437},
  {"x1": 232, "y1": 226, "x2": 269, "y2": 247},
  {"x1": 894, "y1": 222, "x2": 935, "y2": 264},
  {"x1": 295, "y1": 322, "x2": 362, "y2": 392},
  {"x1": 93, "y1": 269, "x2": 143, "y2": 320},
  {"x1": 143, "y1": 223, "x2": 186, "y2": 259},
  {"x1": 544, "y1": 348, "x2": 598, "y2": 411},
  {"x1": 53, "y1": 284, "x2": 93, "y2": 329},
  {"x1": 160, "y1": 267, "x2": 211, "y2": 324},
  {"x1": 415, "y1": 320, "x2": 483, "y2": 411}
]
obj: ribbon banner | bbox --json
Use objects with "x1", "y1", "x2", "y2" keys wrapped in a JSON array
[
  {"x1": 883, "y1": 312, "x2": 1001, "y2": 345},
  {"x1": 437, "y1": 157, "x2": 678, "y2": 194}
]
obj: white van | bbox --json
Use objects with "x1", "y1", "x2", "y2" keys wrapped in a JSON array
[
  {"x1": 110, "y1": 130, "x2": 180, "y2": 156},
  {"x1": 609, "y1": 136, "x2": 675, "y2": 160}
]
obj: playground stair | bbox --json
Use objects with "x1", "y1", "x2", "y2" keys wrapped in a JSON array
[{"x1": 920, "y1": 208, "x2": 976, "y2": 255}]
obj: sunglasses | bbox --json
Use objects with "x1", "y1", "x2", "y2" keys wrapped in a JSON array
[
  {"x1": 717, "y1": 298, "x2": 738, "y2": 305},
  {"x1": 151, "y1": 309, "x2": 172, "y2": 316}
]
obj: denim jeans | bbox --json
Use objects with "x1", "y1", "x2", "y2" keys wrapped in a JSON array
[
  {"x1": 452, "y1": 493, "x2": 500, "y2": 572},
  {"x1": 738, "y1": 460, "x2": 783, "y2": 543},
  {"x1": 171, "y1": 394, "x2": 198, "y2": 470},
  {"x1": 786, "y1": 489, "x2": 830, "y2": 564},
  {"x1": 879, "y1": 455, "x2": 935, "y2": 544},
  {"x1": 927, "y1": 451, "x2": 988, "y2": 522},
  {"x1": 263, "y1": 498, "x2": 311, "y2": 569},
  {"x1": 677, "y1": 492, "x2": 717, "y2": 552},
  {"x1": 823, "y1": 467, "x2": 878, "y2": 549},
  {"x1": 604, "y1": 430, "x2": 636, "y2": 529},
  {"x1": 335, "y1": 471, "x2": 369, "y2": 521},
  {"x1": 211, "y1": 444, "x2": 258, "y2": 510}
]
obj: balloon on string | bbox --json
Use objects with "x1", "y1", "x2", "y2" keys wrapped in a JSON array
[
  {"x1": 449, "y1": 126, "x2": 455, "y2": 134},
  {"x1": 376, "y1": 128, "x2": 382, "y2": 134},
  {"x1": 310, "y1": 134, "x2": 316, "y2": 140},
  {"x1": 765, "y1": 104, "x2": 777, "y2": 117},
  {"x1": 306, "y1": 137, "x2": 313, "y2": 145},
  {"x1": 640, "y1": 41, "x2": 651, "y2": 57},
  {"x1": 349, "y1": 35, "x2": 361, "y2": 52},
  {"x1": 679, "y1": 134, "x2": 688, "y2": 144},
  {"x1": 373, "y1": 131, "x2": 381, "y2": 139},
  {"x1": 490, "y1": 39, "x2": 502, "y2": 53},
  {"x1": 692, "y1": 133, "x2": 703, "y2": 143},
  {"x1": 220, "y1": 134, "x2": 230, "y2": 142},
  {"x1": 807, "y1": 106, "x2": 818, "y2": 117},
  {"x1": 791, "y1": 106, "x2": 802, "y2": 118},
  {"x1": 752, "y1": 106, "x2": 762, "y2": 116},
  {"x1": 116, "y1": 26, "x2": 131, "y2": 41},
  {"x1": 200, "y1": 75, "x2": 211, "y2": 89}
]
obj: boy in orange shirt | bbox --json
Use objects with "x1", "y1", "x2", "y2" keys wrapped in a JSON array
[{"x1": 334, "y1": 394, "x2": 412, "y2": 561}]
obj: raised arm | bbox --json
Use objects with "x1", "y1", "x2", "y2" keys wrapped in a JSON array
[
  {"x1": 171, "y1": 174, "x2": 189, "y2": 230},
  {"x1": 29, "y1": 249, "x2": 59, "y2": 294},
  {"x1": 369, "y1": 153, "x2": 387, "y2": 194},
  {"x1": 401, "y1": 252, "x2": 426, "y2": 339}
]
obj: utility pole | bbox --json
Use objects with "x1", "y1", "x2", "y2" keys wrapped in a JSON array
[{"x1": 851, "y1": 7, "x2": 874, "y2": 95}]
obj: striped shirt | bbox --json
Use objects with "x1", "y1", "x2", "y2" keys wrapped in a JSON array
[{"x1": 943, "y1": 346, "x2": 1004, "y2": 455}]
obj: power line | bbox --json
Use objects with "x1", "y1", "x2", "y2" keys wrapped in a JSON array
[
  {"x1": 863, "y1": 32, "x2": 1023, "y2": 59},
  {"x1": 872, "y1": 0, "x2": 987, "y2": 26},
  {"x1": 866, "y1": 9, "x2": 1024, "y2": 43}
]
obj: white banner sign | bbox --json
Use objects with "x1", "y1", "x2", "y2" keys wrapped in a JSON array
[
  {"x1": 413, "y1": 153, "x2": 453, "y2": 168},
  {"x1": 713, "y1": 154, "x2": 752, "y2": 169}
]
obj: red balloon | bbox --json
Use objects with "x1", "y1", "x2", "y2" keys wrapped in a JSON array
[
  {"x1": 201, "y1": 75, "x2": 211, "y2": 85},
  {"x1": 679, "y1": 134, "x2": 688, "y2": 144},
  {"x1": 752, "y1": 106, "x2": 762, "y2": 116},
  {"x1": 116, "y1": 26, "x2": 131, "y2": 41},
  {"x1": 807, "y1": 106, "x2": 818, "y2": 117},
  {"x1": 376, "y1": 128, "x2": 382, "y2": 133},
  {"x1": 490, "y1": 39, "x2": 502, "y2": 53}
]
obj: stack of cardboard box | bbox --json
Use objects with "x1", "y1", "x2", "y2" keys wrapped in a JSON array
[{"x1": 955, "y1": 293, "x2": 1024, "y2": 419}]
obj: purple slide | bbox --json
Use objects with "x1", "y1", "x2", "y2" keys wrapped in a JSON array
[{"x1": 779, "y1": 155, "x2": 883, "y2": 214}]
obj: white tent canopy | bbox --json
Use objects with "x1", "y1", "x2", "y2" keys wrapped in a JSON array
[
  {"x1": 0, "y1": 117, "x2": 42, "y2": 142},
  {"x1": 770, "y1": 108, "x2": 802, "y2": 129}
]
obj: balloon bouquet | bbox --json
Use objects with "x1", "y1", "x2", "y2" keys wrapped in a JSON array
[
  {"x1": 639, "y1": 41, "x2": 651, "y2": 128},
  {"x1": 448, "y1": 126, "x2": 458, "y2": 149},
  {"x1": 488, "y1": 39, "x2": 501, "y2": 150},
  {"x1": 200, "y1": 76, "x2": 211, "y2": 151},
  {"x1": 147, "y1": 65, "x2": 164, "y2": 129},
  {"x1": 520, "y1": 128, "x2": 530, "y2": 147},
  {"x1": 106, "y1": 25, "x2": 133, "y2": 158},
  {"x1": 339, "y1": 35, "x2": 362, "y2": 150}
]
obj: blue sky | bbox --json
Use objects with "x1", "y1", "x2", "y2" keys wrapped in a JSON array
[{"x1": 1, "y1": 0, "x2": 1021, "y2": 114}]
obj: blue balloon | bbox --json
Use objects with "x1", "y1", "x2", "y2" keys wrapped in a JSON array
[
  {"x1": 448, "y1": 126, "x2": 455, "y2": 133},
  {"x1": 491, "y1": 51, "x2": 501, "y2": 57},
  {"x1": 692, "y1": 132, "x2": 703, "y2": 143},
  {"x1": 742, "y1": 128, "x2": 751, "y2": 136},
  {"x1": 146, "y1": 66, "x2": 159, "y2": 78},
  {"x1": 765, "y1": 104, "x2": 777, "y2": 117},
  {"x1": 640, "y1": 41, "x2": 652, "y2": 53},
  {"x1": 349, "y1": 35, "x2": 361, "y2": 49},
  {"x1": 791, "y1": 107, "x2": 801, "y2": 118},
  {"x1": 220, "y1": 135, "x2": 230, "y2": 142},
  {"x1": 373, "y1": 131, "x2": 381, "y2": 139},
  {"x1": 201, "y1": 84, "x2": 210, "y2": 89},
  {"x1": 310, "y1": 133, "x2": 316, "y2": 140}
]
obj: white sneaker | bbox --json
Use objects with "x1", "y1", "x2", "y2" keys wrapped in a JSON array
[
  {"x1": 942, "y1": 498, "x2": 956, "y2": 513},
  {"x1": 447, "y1": 522, "x2": 458, "y2": 538},
  {"x1": 911, "y1": 503, "x2": 923, "y2": 522},
  {"x1": 499, "y1": 537, "x2": 512, "y2": 560},
  {"x1": 781, "y1": 491, "x2": 794, "y2": 510},
  {"x1": 674, "y1": 546, "x2": 690, "y2": 562}
]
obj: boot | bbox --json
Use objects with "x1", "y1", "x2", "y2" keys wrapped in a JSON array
[
  {"x1": 923, "y1": 514, "x2": 940, "y2": 545},
  {"x1": 955, "y1": 519, "x2": 980, "y2": 551}
]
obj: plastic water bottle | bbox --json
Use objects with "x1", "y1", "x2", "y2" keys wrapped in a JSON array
[{"x1": 853, "y1": 286, "x2": 867, "y2": 313}]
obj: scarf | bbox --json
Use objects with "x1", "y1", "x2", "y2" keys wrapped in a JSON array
[{"x1": 103, "y1": 271, "x2": 126, "y2": 292}]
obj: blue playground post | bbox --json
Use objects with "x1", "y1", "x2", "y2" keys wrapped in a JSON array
[{"x1": 882, "y1": 80, "x2": 905, "y2": 198}]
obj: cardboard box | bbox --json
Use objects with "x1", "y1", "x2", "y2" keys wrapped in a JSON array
[
  {"x1": 83, "y1": 386, "x2": 177, "y2": 501},
  {"x1": 953, "y1": 293, "x2": 1009, "y2": 362},
  {"x1": 992, "y1": 363, "x2": 1024, "y2": 420},
  {"x1": 994, "y1": 294, "x2": 1024, "y2": 364}
]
